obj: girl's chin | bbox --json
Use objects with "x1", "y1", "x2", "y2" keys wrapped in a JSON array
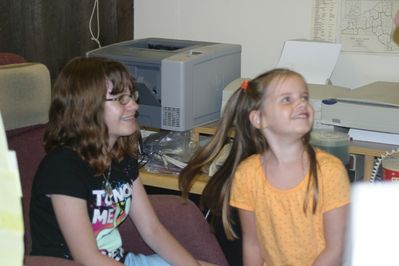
[
  {"x1": 113, "y1": 126, "x2": 138, "y2": 138},
  {"x1": 124, "y1": 126, "x2": 138, "y2": 136},
  {"x1": 122, "y1": 122, "x2": 138, "y2": 132}
]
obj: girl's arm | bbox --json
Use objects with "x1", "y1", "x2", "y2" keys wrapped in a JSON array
[
  {"x1": 239, "y1": 208, "x2": 263, "y2": 266},
  {"x1": 313, "y1": 204, "x2": 349, "y2": 266},
  {"x1": 129, "y1": 178, "x2": 217, "y2": 266},
  {"x1": 51, "y1": 195, "x2": 123, "y2": 266}
]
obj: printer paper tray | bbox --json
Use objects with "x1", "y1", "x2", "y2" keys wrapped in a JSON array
[
  {"x1": 338, "y1": 98, "x2": 399, "y2": 108},
  {"x1": 321, "y1": 100, "x2": 399, "y2": 134}
]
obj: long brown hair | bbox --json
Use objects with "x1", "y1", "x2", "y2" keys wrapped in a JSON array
[
  {"x1": 179, "y1": 68, "x2": 319, "y2": 239},
  {"x1": 44, "y1": 57, "x2": 139, "y2": 174}
]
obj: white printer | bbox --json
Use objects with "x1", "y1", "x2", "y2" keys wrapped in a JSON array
[
  {"x1": 87, "y1": 38, "x2": 241, "y2": 131},
  {"x1": 222, "y1": 79, "x2": 349, "y2": 130},
  {"x1": 320, "y1": 82, "x2": 399, "y2": 134},
  {"x1": 222, "y1": 80, "x2": 399, "y2": 135}
]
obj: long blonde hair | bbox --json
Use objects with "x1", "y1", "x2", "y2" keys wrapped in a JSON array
[{"x1": 179, "y1": 68, "x2": 319, "y2": 239}]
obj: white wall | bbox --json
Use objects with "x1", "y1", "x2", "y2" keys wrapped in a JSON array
[{"x1": 134, "y1": 0, "x2": 399, "y2": 89}]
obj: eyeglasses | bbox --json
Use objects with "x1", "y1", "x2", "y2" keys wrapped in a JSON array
[{"x1": 105, "y1": 90, "x2": 139, "y2": 105}]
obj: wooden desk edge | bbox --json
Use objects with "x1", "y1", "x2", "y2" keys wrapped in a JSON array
[
  {"x1": 144, "y1": 122, "x2": 399, "y2": 191},
  {"x1": 194, "y1": 123, "x2": 399, "y2": 183},
  {"x1": 194, "y1": 123, "x2": 398, "y2": 154},
  {"x1": 140, "y1": 169, "x2": 208, "y2": 195}
]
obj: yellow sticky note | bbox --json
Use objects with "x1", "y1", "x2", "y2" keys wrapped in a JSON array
[{"x1": 0, "y1": 230, "x2": 24, "y2": 266}]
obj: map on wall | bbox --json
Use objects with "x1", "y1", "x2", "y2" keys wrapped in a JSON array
[{"x1": 312, "y1": 0, "x2": 399, "y2": 54}]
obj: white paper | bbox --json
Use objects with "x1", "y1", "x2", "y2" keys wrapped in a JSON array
[
  {"x1": 0, "y1": 112, "x2": 24, "y2": 266},
  {"x1": 348, "y1": 128, "x2": 399, "y2": 146},
  {"x1": 277, "y1": 40, "x2": 341, "y2": 85},
  {"x1": 0, "y1": 114, "x2": 9, "y2": 169},
  {"x1": 346, "y1": 183, "x2": 399, "y2": 266}
]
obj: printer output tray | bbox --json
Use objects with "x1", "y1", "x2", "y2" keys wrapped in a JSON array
[{"x1": 320, "y1": 82, "x2": 399, "y2": 134}]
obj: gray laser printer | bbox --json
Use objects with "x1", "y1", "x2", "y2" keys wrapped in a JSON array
[{"x1": 87, "y1": 38, "x2": 241, "y2": 131}]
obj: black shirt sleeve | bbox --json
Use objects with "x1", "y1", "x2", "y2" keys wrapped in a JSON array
[{"x1": 34, "y1": 147, "x2": 93, "y2": 199}]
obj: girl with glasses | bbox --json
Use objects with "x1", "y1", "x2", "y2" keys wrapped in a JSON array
[{"x1": 30, "y1": 56, "x2": 217, "y2": 266}]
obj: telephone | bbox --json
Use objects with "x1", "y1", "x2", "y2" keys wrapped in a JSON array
[{"x1": 369, "y1": 147, "x2": 399, "y2": 183}]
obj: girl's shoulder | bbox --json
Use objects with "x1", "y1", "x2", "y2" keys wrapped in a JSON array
[
  {"x1": 237, "y1": 154, "x2": 262, "y2": 170},
  {"x1": 33, "y1": 147, "x2": 94, "y2": 196},
  {"x1": 43, "y1": 146, "x2": 82, "y2": 162},
  {"x1": 39, "y1": 146, "x2": 91, "y2": 174},
  {"x1": 45, "y1": 146, "x2": 79, "y2": 159},
  {"x1": 242, "y1": 153, "x2": 261, "y2": 163}
]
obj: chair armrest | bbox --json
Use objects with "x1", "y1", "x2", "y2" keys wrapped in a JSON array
[
  {"x1": 119, "y1": 194, "x2": 229, "y2": 266},
  {"x1": 0, "y1": 63, "x2": 51, "y2": 130},
  {"x1": 24, "y1": 255, "x2": 83, "y2": 266}
]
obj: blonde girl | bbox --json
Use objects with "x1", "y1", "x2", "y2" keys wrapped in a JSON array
[{"x1": 180, "y1": 69, "x2": 350, "y2": 265}]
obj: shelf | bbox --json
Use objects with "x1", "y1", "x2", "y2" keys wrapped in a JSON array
[
  {"x1": 193, "y1": 123, "x2": 399, "y2": 182},
  {"x1": 140, "y1": 169, "x2": 209, "y2": 195},
  {"x1": 140, "y1": 122, "x2": 399, "y2": 194}
]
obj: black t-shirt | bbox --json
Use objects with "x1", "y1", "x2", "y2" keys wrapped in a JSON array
[{"x1": 29, "y1": 147, "x2": 138, "y2": 262}]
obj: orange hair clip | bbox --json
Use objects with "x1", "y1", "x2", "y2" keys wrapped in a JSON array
[{"x1": 240, "y1": 80, "x2": 249, "y2": 91}]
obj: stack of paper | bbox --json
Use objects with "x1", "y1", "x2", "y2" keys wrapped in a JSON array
[
  {"x1": 277, "y1": 39, "x2": 341, "y2": 85},
  {"x1": 0, "y1": 112, "x2": 24, "y2": 266}
]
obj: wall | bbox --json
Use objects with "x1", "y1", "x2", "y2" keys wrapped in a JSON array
[
  {"x1": 134, "y1": 0, "x2": 399, "y2": 89},
  {"x1": 0, "y1": 0, "x2": 133, "y2": 81}
]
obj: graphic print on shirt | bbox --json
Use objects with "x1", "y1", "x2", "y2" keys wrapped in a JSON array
[{"x1": 91, "y1": 180, "x2": 132, "y2": 236}]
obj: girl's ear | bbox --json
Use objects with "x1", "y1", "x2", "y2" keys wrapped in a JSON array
[{"x1": 249, "y1": 110, "x2": 262, "y2": 129}]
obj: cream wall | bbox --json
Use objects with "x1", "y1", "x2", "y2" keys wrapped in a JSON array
[{"x1": 134, "y1": 0, "x2": 399, "y2": 89}]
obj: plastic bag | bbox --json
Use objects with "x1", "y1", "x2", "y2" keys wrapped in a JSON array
[{"x1": 139, "y1": 130, "x2": 196, "y2": 175}]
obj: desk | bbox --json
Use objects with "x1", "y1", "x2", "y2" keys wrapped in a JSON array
[
  {"x1": 192, "y1": 122, "x2": 399, "y2": 182},
  {"x1": 140, "y1": 122, "x2": 399, "y2": 193},
  {"x1": 140, "y1": 169, "x2": 208, "y2": 195},
  {"x1": 348, "y1": 141, "x2": 399, "y2": 181}
]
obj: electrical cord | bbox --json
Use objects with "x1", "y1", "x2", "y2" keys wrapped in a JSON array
[
  {"x1": 369, "y1": 148, "x2": 399, "y2": 183},
  {"x1": 89, "y1": 0, "x2": 101, "y2": 48}
]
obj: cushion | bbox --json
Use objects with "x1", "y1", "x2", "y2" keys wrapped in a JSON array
[
  {"x1": 0, "y1": 63, "x2": 51, "y2": 130},
  {"x1": 0, "y1": 53, "x2": 26, "y2": 65}
]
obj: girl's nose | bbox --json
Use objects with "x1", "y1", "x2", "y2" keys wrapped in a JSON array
[
  {"x1": 295, "y1": 97, "x2": 309, "y2": 109},
  {"x1": 126, "y1": 97, "x2": 139, "y2": 110},
  {"x1": 297, "y1": 97, "x2": 307, "y2": 105}
]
